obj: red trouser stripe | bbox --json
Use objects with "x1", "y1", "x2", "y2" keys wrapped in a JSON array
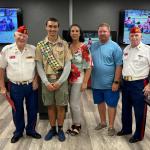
[{"x1": 140, "y1": 79, "x2": 148, "y2": 139}]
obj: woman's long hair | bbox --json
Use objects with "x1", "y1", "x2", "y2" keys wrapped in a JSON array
[{"x1": 67, "y1": 24, "x2": 84, "y2": 43}]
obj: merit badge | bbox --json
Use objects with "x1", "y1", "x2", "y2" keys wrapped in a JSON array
[{"x1": 26, "y1": 56, "x2": 33, "y2": 59}]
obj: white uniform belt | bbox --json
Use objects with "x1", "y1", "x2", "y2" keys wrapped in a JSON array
[
  {"x1": 10, "y1": 80, "x2": 32, "y2": 85},
  {"x1": 123, "y1": 76, "x2": 147, "y2": 81}
]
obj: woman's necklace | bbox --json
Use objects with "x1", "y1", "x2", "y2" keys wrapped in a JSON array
[{"x1": 70, "y1": 42, "x2": 82, "y2": 54}]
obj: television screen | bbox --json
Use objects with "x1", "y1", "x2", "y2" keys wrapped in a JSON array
[
  {"x1": 62, "y1": 30, "x2": 117, "y2": 46},
  {"x1": 0, "y1": 8, "x2": 23, "y2": 44},
  {"x1": 83, "y1": 31, "x2": 99, "y2": 46},
  {"x1": 119, "y1": 9, "x2": 150, "y2": 45},
  {"x1": 84, "y1": 31, "x2": 117, "y2": 46}
]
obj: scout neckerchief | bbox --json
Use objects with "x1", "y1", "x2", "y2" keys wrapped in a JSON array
[{"x1": 37, "y1": 41, "x2": 62, "y2": 73}]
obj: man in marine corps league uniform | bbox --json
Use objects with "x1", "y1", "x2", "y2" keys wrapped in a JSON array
[
  {"x1": 117, "y1": 27, "x2": 150, "y2": 143},
  {"x1": 0, "y1": 26, "x2": 41, "y2": 143},
  {"x1": 35, "y1": 18, "x2": 72, "y2": 142}
]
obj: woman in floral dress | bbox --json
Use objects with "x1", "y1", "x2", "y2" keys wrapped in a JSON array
[{"x1": 67, "y1": 24, "x2": 92, "y2": 135}]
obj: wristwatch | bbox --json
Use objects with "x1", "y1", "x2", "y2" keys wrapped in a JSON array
[{"x1": 113, "y1": 81, "x2": 119, "y2": 84}]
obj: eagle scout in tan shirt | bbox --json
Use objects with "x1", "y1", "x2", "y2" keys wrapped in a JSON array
[{"x1": 35, "y1": 36, "x2": 72, "y2": 74}]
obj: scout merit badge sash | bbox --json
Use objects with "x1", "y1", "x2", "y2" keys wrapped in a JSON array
[{"x1": 37, "y1": 41, "x2": 62, "y2": 73}]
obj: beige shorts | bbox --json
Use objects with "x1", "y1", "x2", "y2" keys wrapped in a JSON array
[{"x1": 42, "y1": 79, "x2": 69, "y2": 106}]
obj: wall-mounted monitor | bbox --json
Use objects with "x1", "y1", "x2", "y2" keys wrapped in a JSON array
[
  {"x1": 0, "y1": 8, "x2": 23, "y2": 44},
  {"x1": 84, "y1": 31, "x2": 117, "y2": 45},
  {"x1": 118, "y1": 9, "x2": 150, "y2": 45},
  {"x1": 83, "y1": 31, "x2": 99, "y2": 45},
  {"x1": 62, "y1": 30, "x2": 117, "y2": 45}
]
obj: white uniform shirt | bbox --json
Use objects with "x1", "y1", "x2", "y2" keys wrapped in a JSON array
[
  {"x1": 0, "y1": 43, "x2": 36, "y2": 82},
  {"x1": 122, "y1": 42, "x2": 150, "y2": 78}
]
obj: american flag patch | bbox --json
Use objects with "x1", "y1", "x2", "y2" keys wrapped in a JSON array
[
  {"x1": 9, "y1": 56, "x2": 16, "y2": 59},
  {"x1": 124, "y1": 53, "x2": 128, "y2": 56}
]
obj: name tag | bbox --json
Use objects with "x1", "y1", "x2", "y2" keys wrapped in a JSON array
[{"x1": 26, "y1": 56, "x2": 34, "y2": 59}]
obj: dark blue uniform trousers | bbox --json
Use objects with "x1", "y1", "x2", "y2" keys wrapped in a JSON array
[
  {"x1": 121, "y1": 79, "x2": 147, "y2": 139},
  {"x1": 9, "y1": 82, "x2": 38, "y2": 137}
]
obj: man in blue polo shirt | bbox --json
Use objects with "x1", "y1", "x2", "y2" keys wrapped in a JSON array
[{"x1": 90, "y1": 23, "x2": 122, "y2": 136}]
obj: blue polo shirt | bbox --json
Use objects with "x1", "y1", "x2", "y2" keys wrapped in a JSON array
[{"x1": 90, "y1": 39, "x2": 122, "y2": 89}]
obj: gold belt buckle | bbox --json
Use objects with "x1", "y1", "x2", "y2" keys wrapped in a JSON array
[
  {"x1": 124, "y1": 76, "x2": 132, "y2": 81},
  {"x1": 22, "y1": 81, "x2": 29, "y2": 85},
  {"x1": 128, "y1": 76, "x2": 132, "y2": 81}
]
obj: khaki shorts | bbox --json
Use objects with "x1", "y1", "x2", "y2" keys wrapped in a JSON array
[{"x1": 42, "y1": 79, "x2": 69, "y2": 106}]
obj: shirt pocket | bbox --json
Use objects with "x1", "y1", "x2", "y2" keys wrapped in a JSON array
[
  {"x1": 133, "y1": 55, "x2": 147, "y2": 67},
  {"x1": 54, "y1": 48, "x2": 64, "y2": 59},
  {"x1": 103, "y1": 54, "x2": 114, "y2": 66},
  {"x1": 8, "y1": 57, "x2": 18, "y2": 71},
  {"x1": 25, "y1": 58, "x2": 35, "y2": 73},
  {"x1": 26, "y1": 58, "x2": 35, "y2": 63},
  {"x1": 25, "y1": 58, "x2": 35, "y2": 70},
  {"x1": 8, "y1": 57, "x2": 18, "y2": 64}
]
